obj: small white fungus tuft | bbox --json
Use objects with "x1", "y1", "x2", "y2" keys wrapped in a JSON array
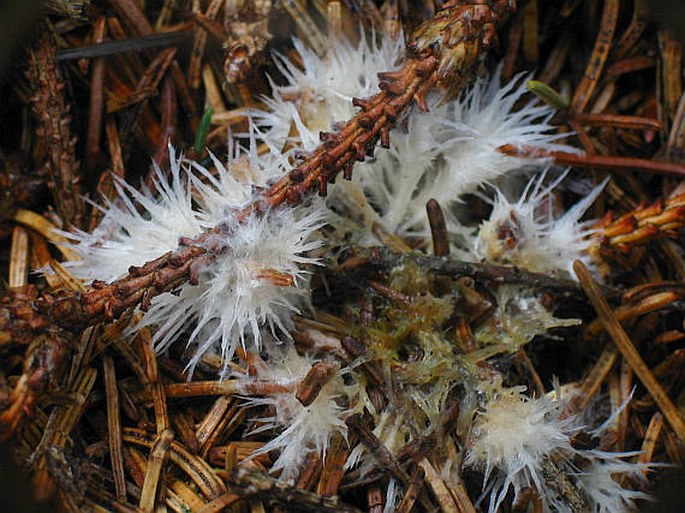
[
  {"x1": 474, "y1": 171, "x2": 606, "y2": 277},
  {"x1": 139, "y1": 205, "x2": 325, "y2": 378},
  {"x1": 244, "y1": 348, "x2": 348, "y2": 483},
  {"x1": 321, "y1": 67, "x2": 583, "y2": 248},
  {"x1": 254, "y1": 31, "x2": 405, "y2": 151},
  {"x1": 465, "y1": 386, "x2": 653, "y2": 513},
  {"x1": 65, "y1": 145, "x2": 202, "y2": 283},
  {"x1": 575, "y1": 454, "x2": 652, "y2": 513},
  {"x1": 465, "y1": 386, "x2": 577, "y2": 513},
  {"x1": 354, "y1": 69, "x2": 579, "y2": 239}
]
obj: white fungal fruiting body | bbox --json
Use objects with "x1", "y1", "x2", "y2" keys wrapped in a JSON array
[
  {"x1": 465, "y1": 387, "x2": 652, "y2": 513},
  {"x1": 256, "y1": 32, "x2": 405, "y2": 151},
  {"x1": 255, "y1": 31, "x2": 581, "y2": 245},
  {"x1": 465, "y1": 387, "x2": 577, "y2": 513},
  {"x1": 244, "y1": 349, "x2": 348, "y2": 483},
  {"x1": 575, "y1": 455, "x2": 651, "y2": 513},
  {"x1": 65, "y1": 140, "x2": 325, "y2": 378},
  {"x1": 474, "y1": 172, "x2": 606, "y2": 277},
  {"x1": 357, "y1": 70, "x2": 580, "y2": 239},
  {"x1": 65, "y1": 147, "x2": 202, "y2": 282},
  {"x1": 141, "y1": 206, "x2": 325, "y2": 377},
  {"x1": 191, "y1": 123, "x2": 295, "y2": 227}
]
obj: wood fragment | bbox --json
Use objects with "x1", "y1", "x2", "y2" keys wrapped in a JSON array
[
  {"x1": 500, "y1": 145, "x2": 685, "y2": 178},
  {"x1": 296, "y1": 453, "x2": 322, "y2": 491},
  {"x1": 170, "y1": 413, "x2": 200, "y2": 454},
  {"x1": 638, "y1": 412, "x2": 664, "y2": 475},
  {"x1": 612, "y1": 0, "x2": 650, "y2": 60},
  {"x1": 521, "y1": 0, "x2": 539, "y2": 64},
  {"x1": 155, "y1": 0, "x2": 176, "y2": 30},
  {"x1": 9, "y1": 226, "x2": 30, "y2": 288},
  {"x1": 659, "y1": 30, "x2": 684, "y2": 128},
  {"x1": 574, "y1": 260, "x2": 685, "y2": 444},
  {"x1": 327, "y1": 1, "x2": 343, "y2": 38},
  {"x1": 345, "y1": 413, "x2": 412, "y2": 486},
  {"x1": 296, "y1": 362, "x2": 339, "y2": 407},
  {"x1": 108, "y1": 0, "x2": 155, "y2": 36},
  {"x1": 281, "y1": 0, "x2": 327, "y2": 54},
  {"x1": 195, "y1": 396, "x2": 236, "y2": 457},
  {"x1": 316, "y1": 433, "x2": 349, "y2": 497},
  {"x1": 575, "y1": 113, "x2": 663, "y2": 131},
  {"x1": 584, "y1": 291, "x2": 681, "y2": 339},
  {"x1": 419, "y1": 458, "x2": 458, "y2": 513},
  {"x1": 138, "y1": 428, "x2": 174, "y2": 513},
  {"x1": 571, "y1": 0, "x2": 619, "y2": 113},
  {"x1": 396, "y1": 467, "x2": 425, "y2": 513},
  {"x1": 27, "y1": 26, "x2": 84, "y2": 228},
  {"x1": 103, "y1": 355, "x2": 127, "y2": 501},
  {"x1": 169, "y1": 480, "x2": 207, "y2": 512},
  {"x1": 227, "y1": 467, "x2": 363, "y2": 513},
  {"x1": 426, "y1": 198, "x2": 450, "y2": 257},
  {"x1": 123, "y1": 428, "x2": 227, "y2": 498},
  {"x1": 538, "y1": 28, "x2": 572, "y2": 84},
  {"x1": 138, "y1": 328, "x2": 170, "y2": 434},
  {"x1": 188, "y1": 0, "x2": 222, "y2": 90},
  {"x1": 48, "y1": 260, "x2": 86, "y2": 293},
  {"x1": 13, "y1": 209, "x2": 78, "y2": 261},
  {"x1": 195, "y1": 492, "x2": 241, "y2": 513},
  {"x1": 86, "y1": 16, "x2": 107, "y2": 173},
  {"x1": 337, "y1": 246, "x2": 623, "y2": 302},
  {"x1": 367, "y1": 483, "x2": 384, "y2": 513},
  {"x1": 202, "y1": 64, "x2": 226, "y2": 115}
]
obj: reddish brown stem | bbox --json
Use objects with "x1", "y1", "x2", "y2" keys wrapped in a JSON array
[
  {"x1": 574, "y1": 113, "x2": 663, "y2": 131},
  {"x1": 499, "y1": 144, "x2": 685, "y2": 178}
]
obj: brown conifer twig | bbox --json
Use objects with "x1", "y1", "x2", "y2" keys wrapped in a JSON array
[
  {"x1": 334, "y1": 245, "x2": 624, "y2": 302},
  {"x1": 498, "y1": 144, "x2": 685, "y2": 178},
  {"x1": 27, "y1": 27, "x2": 84, "y2": 229}
]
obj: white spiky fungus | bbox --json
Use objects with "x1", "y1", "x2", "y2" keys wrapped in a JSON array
[
  {"x1": 65, "y1": 138, "x2": 326, "y2": 378},
  {"x1": 575, "y1": 455, "x2": 652, "y2": 513},
  {"x1": 254, "y1": 30, "x2": 580, "y2": 245},
  {"x1": 465, "y1": 386, "x2": 577, "y2": 513},
  {"x1": 64, "y1": 145, "x2": 202, "y2": 283},
  {"x1": 254, "y1": 31, "x2": 405, "y2": 151},
  {"x1": 352, "y1": 69, "x2": 580, "y2": 240},
  {"x1": 243, "y1": 348, "x2": 349, "y2": 483},
  {"x1": 140, "y1": 203, "x2": 325, "y2": 377},
  {"x1": 188, "y1": 123, "x2": 291, "y2": 226},
  {"x1": 474, "y1": 171, "x2": 607, "y2": 277},
  {"x1": 465, "y1": 386, "x2": 653, "y2": 513},
  {"x1": 323, "y1": 68, "x2": 583, "y2": 247}
]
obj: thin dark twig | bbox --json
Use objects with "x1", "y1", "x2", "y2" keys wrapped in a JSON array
[{"x1": 336, "y1": 246, "x2": 624, "y2": 302}]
